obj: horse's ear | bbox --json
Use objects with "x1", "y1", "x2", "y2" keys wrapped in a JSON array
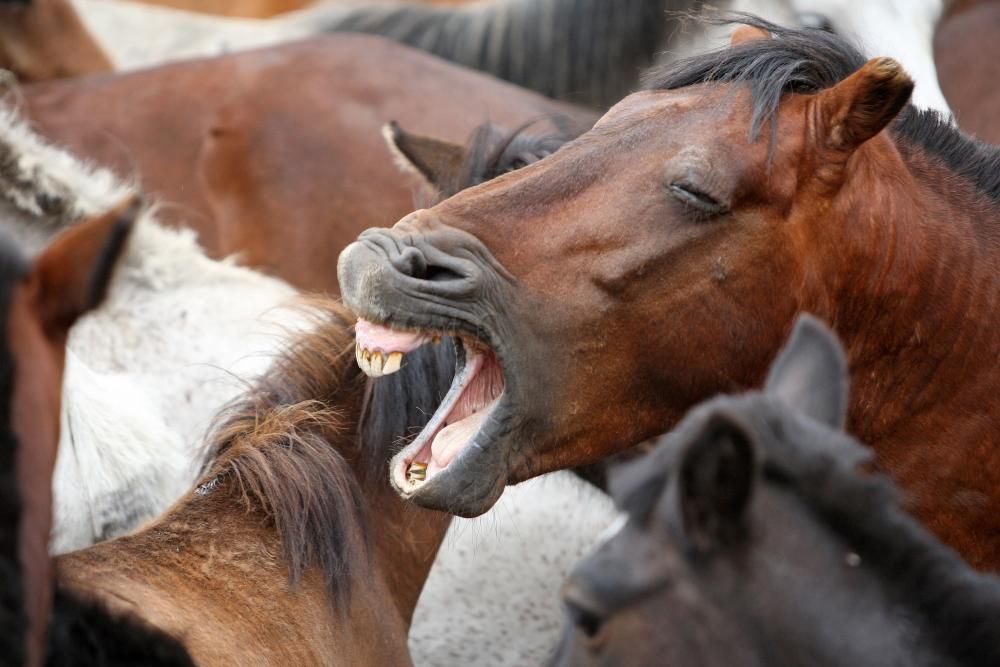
[
  {"x1": 730, "y1": 24, "x2": 770, "y2": 46},
  {"x1": 382, "y1": 121, "x2": 466, "y2": 192},
  {"x1": 766, "y1": 314, "x2": 848, "y2": 429},
  {"x1": 678, "y1": 411, "x2": 756, "y2": 551},
  {"x1": 811, "y1": 57, "x2": 913, "y2": 167},
  {"x1": 26, "y1": 196, "x2": 139, "y2": 342}
]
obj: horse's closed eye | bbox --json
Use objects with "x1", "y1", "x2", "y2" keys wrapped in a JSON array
[{"x1": 669, "y1": 182, "x2": 727, "y2": 216}]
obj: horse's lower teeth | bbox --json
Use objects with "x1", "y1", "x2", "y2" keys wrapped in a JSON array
[{"x1": 407, "y1": 461, "x2": 428, "y2": 483}]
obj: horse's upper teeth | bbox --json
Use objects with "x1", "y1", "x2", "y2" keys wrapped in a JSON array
[
  {"x1": 356, "y1": 344, "x2": 405, "y2": 377},
  {"x1": 384, "y1": 351, "x2": 403, "y2": 374}
]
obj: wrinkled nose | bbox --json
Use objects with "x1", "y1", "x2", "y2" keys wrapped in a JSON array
[
  {"x1": 337, "y1": 210, "x2": 502, "y2": 315},
  {"x1": 379, "y1": 210, "x2": 469, "y2": 285}
]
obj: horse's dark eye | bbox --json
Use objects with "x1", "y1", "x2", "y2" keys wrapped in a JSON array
[
  {"x1": 566, "y1": 598, "x2": 605, "y2": 639},
  {"x1": 669, "y1": 182, "x2": 726, "y2": 215}
]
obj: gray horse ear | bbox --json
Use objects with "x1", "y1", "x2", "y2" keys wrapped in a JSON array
[
  {"x1": 766, "y1": 314, "x2": 848, "y2": 429},
  {"x1": 678, "y1": 411, "x2": 756, "y2": 551},
  {"x1": 382, "y1": 121, "x2": 466, "y2": 192}
]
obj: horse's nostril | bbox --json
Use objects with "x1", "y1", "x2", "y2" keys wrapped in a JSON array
[
  {"x1": 395, "y1": 247, "x2": 428, "y2": 278},
  {"x1": 566, "y1": 598, "x2": 605, "y2": 639},
  {"x1": 424, "y1": 266, "x2": 463, "y2": 283}
]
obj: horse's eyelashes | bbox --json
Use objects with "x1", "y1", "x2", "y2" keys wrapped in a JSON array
[{"x1": 668, "y1": 182, "x2": 727, "y2": 217}]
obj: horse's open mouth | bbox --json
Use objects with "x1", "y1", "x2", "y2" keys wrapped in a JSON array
[{"x1": 355, "y1": 318, "x2": 506, "y2": 494}]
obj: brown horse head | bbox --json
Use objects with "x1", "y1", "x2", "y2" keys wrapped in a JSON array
[
  {"x1": 338, "y1": 19, "x2": 918, "y2": 517},
  {"x1": 0, "y1": 0, "x2": 113, "y2": 83},
  {"x1": 341, "y1": 15, "x2": 1000, "y2": 531},
  {"x1": 2, "y1": 197, "x2": 135, "y2": 665}
]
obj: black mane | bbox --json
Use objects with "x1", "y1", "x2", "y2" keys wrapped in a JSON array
[
  {"x1": 761, "y1": 416, "x2": 1000, "y2": 666},
  {"x1": 321, "y1": 0, "x2": 702, "y2": 108},
  {"x1": 642, "y1": 13, "x2": 1000, "y2": 207}
]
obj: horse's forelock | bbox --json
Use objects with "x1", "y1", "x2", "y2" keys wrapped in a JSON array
[{"x1": 642, "y1": 13, "x2": 865, "y2": 144}]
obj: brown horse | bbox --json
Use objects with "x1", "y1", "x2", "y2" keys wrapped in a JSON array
[
  {"x1": 0, "y1": 0, "x2": 112, "y2": 82},
  {"x1": 339, "y1": 19, "x2": 1000, "y2": 569},
  {"x1": 54, "y1": 297, "x2": 455, "y2": 664},
  {"x1": 0, "y1": 198, "x2": 197, "y2": 666},
  {"x1": 935, "y1": 0, "x2": 1000, "y2": 142},
  {"x1": 22, "y1": 35, "x2": 594, "y2": 292}
]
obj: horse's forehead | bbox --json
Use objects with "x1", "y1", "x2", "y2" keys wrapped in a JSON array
[{"x1": 593, "y1": 87, "x2": 750, "y2": 137}]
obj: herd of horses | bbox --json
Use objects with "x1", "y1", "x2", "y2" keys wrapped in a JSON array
[{"x1": 1, "y1": 0, "x2": 999, "y2": 665}]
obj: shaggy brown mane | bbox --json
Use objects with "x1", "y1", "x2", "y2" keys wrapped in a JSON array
[
  {"x1": 196, "y1": 298, "x2": 369, "y2": 611},
  {"x1": 192, "y1": 294, "x2": 455, "y2": 612}
]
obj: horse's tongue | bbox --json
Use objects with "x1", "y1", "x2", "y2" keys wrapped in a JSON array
[
  {"x1": 355, "y1": 318, "x2": 429, "y2": 353},
  {"x1": 431, "y1": 412, "x2": 489, "y2": 469}
]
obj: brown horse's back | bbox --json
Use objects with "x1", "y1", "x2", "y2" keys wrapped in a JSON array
[
  {"x1": 23, "y1": 35, "x2": 595, "y2": 293},
  {"x1": 25, "y1": 63, "x2": 232, "y2": 244},
  {"x1": 935, "y1": 0, "x2": 1000, "y2": 143}
]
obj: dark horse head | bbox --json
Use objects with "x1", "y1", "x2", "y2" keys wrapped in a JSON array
[
  {"x1": 340, "y1": 14, "x2": 1000, "y2": 523},
  {"x1": 551, "y1": 315, "x2": 1000, "y2": 667}
]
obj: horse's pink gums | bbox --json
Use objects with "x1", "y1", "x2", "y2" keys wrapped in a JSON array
[{"x1": 355, "y1": 318, "x2": 430, "y2": 354}]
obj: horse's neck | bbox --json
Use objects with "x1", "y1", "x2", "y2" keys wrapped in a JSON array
[
  {"x1": 364, "y1": 473, "x2": 452, "y2": 625},
  {"x1": 814, "y1": 141, "x2": 999, "y2": 439},
  {"x1": 811, "y1": 141, "x2": 1000, "y2": 565},
  {"x1": 747, "y1": 485, "x2": 992, "y2": 667}
]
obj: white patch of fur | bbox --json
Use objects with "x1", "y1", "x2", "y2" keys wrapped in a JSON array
[
  {"x1": 53, "y1": 349, "x2": 190, "y2": 552},
  {"x1": 69, "y1": 0, "x2": 326, "y2": 70},
  {"x1": 0, "y1": 104, "x2": 130, "y2": 218},
  {"x1": 0, "y1": 102, "x2": 133, "y2": 252},
  {"x1": 381, "y1": 123, "x2": 425, "y2": 182},
  {"x1": 410, "y1": 472, "x2": 621, "y2": 667},
  {"x1": 49, "y1": 213, "x2": 303, "y2": 554},
  {"x1": 0, "y1": 100, "x2": 303, "y2": 553}
]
